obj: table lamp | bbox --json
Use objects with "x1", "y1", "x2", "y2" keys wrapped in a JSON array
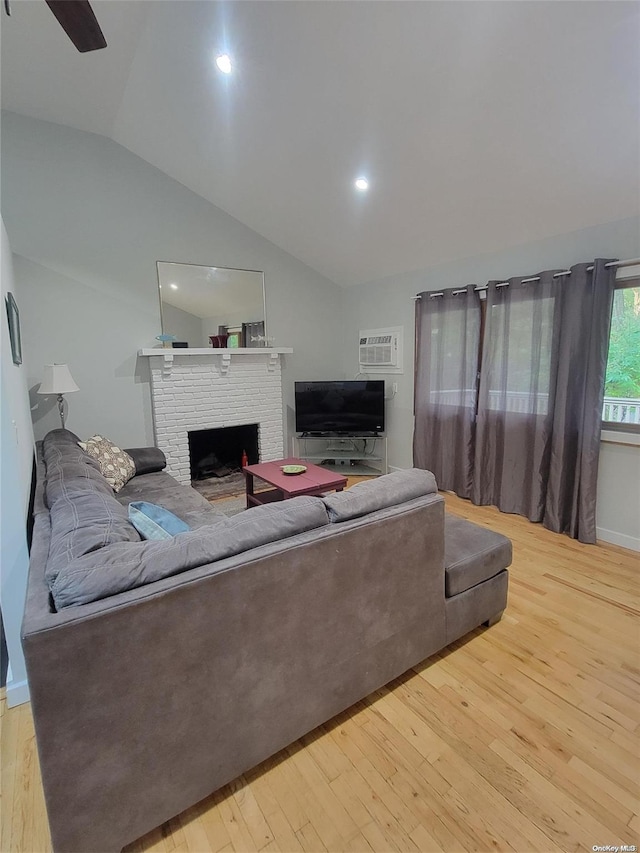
[{"x1": 38, "y1": 364, "x2": 79, "y2": 429}]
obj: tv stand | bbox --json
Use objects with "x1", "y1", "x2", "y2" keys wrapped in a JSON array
[
  {"x1": 292, "y1": 434, "x2": 388, "y2": 477},
  {"x1": 301, "y1": 431, "x2": 381, "y2": 438}
]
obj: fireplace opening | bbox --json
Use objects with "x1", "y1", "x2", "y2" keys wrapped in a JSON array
[{"x1": 188, "y1": 424, "x2": 259, "y2": 482}]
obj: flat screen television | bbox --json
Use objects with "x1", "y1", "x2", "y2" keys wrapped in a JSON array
[{"x1": 294, "y1": 381, "x2": 385, "y2": 435}]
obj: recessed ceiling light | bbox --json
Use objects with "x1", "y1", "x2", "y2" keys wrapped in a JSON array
[
  {"x1": 170, "y1": 283, "x2": 178, "y2": 290},
  {"x1": 216, "y1": 54, "x2": 232, "y2": 74},
  {"x1": 354, "y1": 177, "x2": 369, "y2": 192}
]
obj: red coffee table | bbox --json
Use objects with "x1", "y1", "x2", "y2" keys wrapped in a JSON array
[{"x1": 244, "y1": 458, "x2": 347, "y2": 508}]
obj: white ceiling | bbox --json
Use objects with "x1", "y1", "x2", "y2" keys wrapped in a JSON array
[{"x1": 2, "y1": 1, "x2": 639, "y2": 286}]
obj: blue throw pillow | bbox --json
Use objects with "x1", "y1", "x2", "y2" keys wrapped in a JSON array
[{"x1": 128, "y1": 501, "x2": 190, "y2": 540}]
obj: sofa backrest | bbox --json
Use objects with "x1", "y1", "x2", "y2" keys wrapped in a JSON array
[
  {"x1": 42, "y1": 430, "x2": 141, "y2": 584},
  {"x1": 321, "y1": 468, "x2": 438, "y2": 521},
  {"x1": 30, "y1": 431, "x2": 445, "y2": 614},
  {"x1": 49, "y1": 495, "x2": 330, "y2": 609}
]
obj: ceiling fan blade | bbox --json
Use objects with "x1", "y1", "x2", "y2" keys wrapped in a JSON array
[{"x1": 45, "y1": 0, "x2": 106, "y2": 52}]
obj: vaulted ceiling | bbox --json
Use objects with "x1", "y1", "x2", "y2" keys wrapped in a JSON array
[{"x1": 2, "y1": 1, "x2": 638, "y2": 286}]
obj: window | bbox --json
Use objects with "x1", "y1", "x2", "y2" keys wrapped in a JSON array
[
  {"x1": 484, "y1": 296, "x2": 554, "y2": 415},
  {"x1": 603, "y1": 275, "x2": 640, "y2": 432},
  {"x1": 225, "y1": 326, "x2": 243, "y2": 348},
  {"x1": 217, "y1": 325, "x2": 243, "y2": 348}
]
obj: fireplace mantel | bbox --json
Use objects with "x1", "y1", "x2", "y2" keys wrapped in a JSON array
[
  {"x1": 138, "y1": 348, "x2": 293, "y2": 356},
  {"x1": 139, "y1": 347, "x2": 292, "y2": 377}
]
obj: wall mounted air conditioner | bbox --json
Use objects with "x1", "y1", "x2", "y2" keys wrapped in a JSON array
[{"x1": 358, "y1": 326, "x2": 403, "y2": 374}]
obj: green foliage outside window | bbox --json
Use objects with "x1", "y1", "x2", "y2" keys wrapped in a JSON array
[{"x1": 605, "y1": 286, "x2": 640, "y2": 399}]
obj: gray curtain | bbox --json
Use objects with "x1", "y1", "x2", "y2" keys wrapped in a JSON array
[
  {"x1": 413, "y1": 286, "x2": 480, "y2": 498},
  {"x1": 543, "y1": 260, "x2": 616, "y2": 542},
  {"x1": 414, "y1": 260, "x2": 616, "y2": 544},
  {"x1": 472, "y1": 270, "x2": 560, "y2": 521}
]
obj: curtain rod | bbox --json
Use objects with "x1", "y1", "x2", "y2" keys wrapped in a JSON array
[{"x1": 412, "y1": 257, "x2": 640, "y2": 300}]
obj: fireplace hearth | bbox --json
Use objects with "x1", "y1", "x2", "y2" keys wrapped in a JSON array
[{"x1": 194, "y1": 452, "x2": 235, "y2": 479}]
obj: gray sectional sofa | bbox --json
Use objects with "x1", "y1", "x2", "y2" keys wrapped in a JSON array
[{"x1": 23, "y1": 429, "x2": 510, "y2": 852}]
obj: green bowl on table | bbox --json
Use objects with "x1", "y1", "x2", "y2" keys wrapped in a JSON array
[{"x1": 281, "y1": 464, "x2": 307, "y2": 475}]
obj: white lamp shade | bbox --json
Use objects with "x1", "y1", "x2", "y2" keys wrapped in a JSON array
[{"x1": 38, "y1": 364, "x2": 79, "y2": 395}]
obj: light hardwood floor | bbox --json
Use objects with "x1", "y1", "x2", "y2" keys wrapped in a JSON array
[{"x1": 2, "y1": 492, "x2": 638, "y2": 853}]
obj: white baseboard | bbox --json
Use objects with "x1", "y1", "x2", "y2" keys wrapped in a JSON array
[
  {"x1": 596, "y1": 527, "x2": 640, "y2": 552},
  {"x1": 6, "y1": 677, "x2": 30, "y2": 708}
]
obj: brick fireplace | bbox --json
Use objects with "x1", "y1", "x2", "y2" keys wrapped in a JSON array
[{"x1": 140, "y1": 349, "x2": 291, "y2": 485}]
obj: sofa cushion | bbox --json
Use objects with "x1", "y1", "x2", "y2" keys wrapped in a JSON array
[
  {"x1": 322, "y1": 468, "x2": 438, "y2": 522},
  {"x1": 444, "y1": 514, "x2": 512, "y2": 597},
  {"x1": 129, "y1": 501, "x2": 190, "y2": 540},
  {"x1": 45, "y1": 488, "x2": 141, "y2": 584},
  {"x1": 41, "y1": 431, "x2": 142, "y2": 584},
  {"x1": 117, "y1": 470, "x2": 226, "y2": 529},
  {"x1": 50, "y1": 496, "x2": 330, "y2": 609},
  {"x1": 42, "y1": 429, "x2": 114, "y2": 506},
  {"x1": 78, "y1": 435, "x2": 136, "y2": 492}
]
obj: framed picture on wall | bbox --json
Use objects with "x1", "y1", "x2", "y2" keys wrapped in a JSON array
[{"x1": 5, "y1": 291, "x2": 22, "y2": 365}]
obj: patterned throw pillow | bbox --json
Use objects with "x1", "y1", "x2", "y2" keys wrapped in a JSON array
[{"x1": 78, "y1": 435, "x2": 136, "y2": 493}]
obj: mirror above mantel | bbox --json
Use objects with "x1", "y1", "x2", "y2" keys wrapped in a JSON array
[{"x1": 157, "y1": 261, "x2": 267, "y2": 349}]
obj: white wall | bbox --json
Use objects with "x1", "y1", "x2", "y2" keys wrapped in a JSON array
[
  {"x1": 0, "y1": 218, "x2": 34, "y2": 706},
  {"x1": 1, "y1": 111, "x2": 346, "y2": 449},
  {"x1": 596, "y1": 436, "x2": 640, "y2": 551},
  {"x1": 342, "y1": 216, "x2": 640, "y2": 547}
]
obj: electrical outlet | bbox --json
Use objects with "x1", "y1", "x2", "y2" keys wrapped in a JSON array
[{"x1": 392, "y1": 382, "x2": 398, "y2": 393}]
